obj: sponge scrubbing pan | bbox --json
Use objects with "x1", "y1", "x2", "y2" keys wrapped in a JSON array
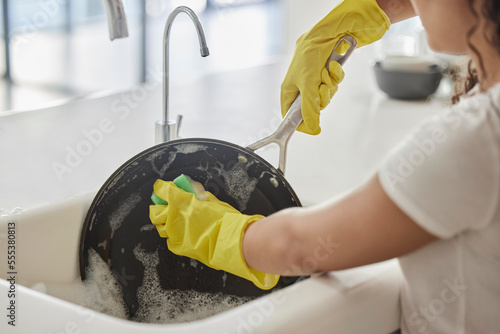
[{"x1": 151, "y1": 174, "x2": 202, "y2": 205}]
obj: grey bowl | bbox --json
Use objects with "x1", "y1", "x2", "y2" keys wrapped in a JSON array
[{"x1": 373, "y1": 61, "x2": 443, "y2": 100}]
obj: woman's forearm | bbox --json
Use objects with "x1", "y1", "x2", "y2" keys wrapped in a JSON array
[
  {"x1": 241, "y1": 175, "x2": 436, "y2": 277},
  {"x1": 377, "y1": 0, "x2": 416, "y2": 23},
  {"x1": 242, "y1": 207, "x2": 305, "y2": 276}
]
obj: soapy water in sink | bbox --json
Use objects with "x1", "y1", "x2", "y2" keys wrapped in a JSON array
[
  {"x1": 34, "y1": 248, "x2": 254, "y2": 324},
  {"x1": 131, "y1": 245, "x2": 254, "y2": 323},
  {"x1": 32, "y1": 249, "x2": 128, "y2": 320}
]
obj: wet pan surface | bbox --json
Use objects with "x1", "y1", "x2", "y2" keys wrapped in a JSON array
[{"x1": 79, "y1": 138, "x2": 304, "y2": 318}]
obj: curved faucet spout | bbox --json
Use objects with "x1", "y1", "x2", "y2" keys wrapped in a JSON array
[
  {"x1": 156, "y1": 6, "x2": 210, "y2": 144},
  {"x1": 165, "y1": 7, "x2": 210, "y2": 59},
  {"x1": 102, "y1": 0, "x2": 129, "y2": 40}
]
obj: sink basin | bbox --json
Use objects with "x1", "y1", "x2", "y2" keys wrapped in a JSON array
[
  {"x1": 0, "y1": 191, "x2": 402, "y2": 333},
  {"x1": 0, "y1": 192, "x2": 95, "y2": 285}
]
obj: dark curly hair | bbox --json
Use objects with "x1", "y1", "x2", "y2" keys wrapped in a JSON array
[{"x1": 452, "y1": 0, "x2": 500, "y2": 103}]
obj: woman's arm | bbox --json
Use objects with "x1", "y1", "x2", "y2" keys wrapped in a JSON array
[
  {"x1": 242, "y1": 174, "x2": 436, "y2": 276},
  {"x1": 377, "y1": 0, "x2": 416, "y2": 23}
]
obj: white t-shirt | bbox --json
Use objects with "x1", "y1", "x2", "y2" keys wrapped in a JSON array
[{"x1": 378, "y1": 83, "x2": 500, "y2": 334}]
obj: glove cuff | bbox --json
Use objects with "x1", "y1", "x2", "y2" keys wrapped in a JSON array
[
  {"x1": 345, "y1": 0, "x2": 391, "y2": 45},
  {"x1": 308, "y1": 0, "x2": 390, "y2": 48},
  {"x1": 211, "y1": 213, "x2": 280, "y2": 290}
]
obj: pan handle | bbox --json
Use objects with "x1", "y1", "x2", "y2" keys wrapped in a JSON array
[{"x1": 246, "y1": 35, "x2": 358, "y2": 174}]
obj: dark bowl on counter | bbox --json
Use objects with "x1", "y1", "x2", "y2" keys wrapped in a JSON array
[{"x1": 373, "y1": 59, "x2": 443, "y2": 100}]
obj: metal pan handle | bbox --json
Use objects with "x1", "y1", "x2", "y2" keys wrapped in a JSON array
[{"x1": 246, "y1": 35, "x2": 358, "y2": 174}]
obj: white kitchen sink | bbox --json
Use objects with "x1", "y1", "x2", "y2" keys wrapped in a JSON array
[{"x1": 0, "y1": 191, "x2": 402, "y2": 333}]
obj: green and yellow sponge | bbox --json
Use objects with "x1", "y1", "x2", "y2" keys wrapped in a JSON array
[{"x1": 151, "y1": 174, "x2": 202, "y2": 205}]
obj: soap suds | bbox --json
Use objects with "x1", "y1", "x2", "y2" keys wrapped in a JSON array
[
  {"x1": 259, "y1": 171, "x2": 280, "y2": 188},
  {"x1": 146, "y1": 144, "x2": 208, "y2": 178},
  {"x1": 38, "y1": 247, "x2": 254, "y2": 324},
  {"x1": 89, "y1": 211, "x2": 97, "y2": 232},
  {"x1": 238, "y1": 154, "x2": 248, "y2": 163},
  {"x1": 104, "y1": 170, "x2": 127, "y2": 194},
  {"x1": 200, "y1": 160, "x2": 258, "y2": 212},
  {"x1": 40, "y1": 249, "x2": 128, "y2": 320},
  {"x1": 182, "y1": 174, "x2": 210, "y2": 201},
  {"x1": 82, "y1": 249, "x2": 129, "y2": 319},
  {"x1": 98, "y1": 240, "x2": 107, "y2": 250},
  {"x1": 140, "y1": 224, "x2": 156, "y2": 232},
  {"x1": 222, "y1": 272, "x2": 227, "y2": 288},
  {"x1": 270, "y1": 177, "x2": 279, "y2": 188},
  {"x1": 174, "y1": 144, "x2": 208, "y2": 155},
  {"x1": 131, "y1": 245, "x2": 254, "y2": 323},
  {"x1": 145, "y1": 148, "x2": 174, "y2": 178},
  {"x1": 108, "y1": 192, "x2": 142, "y2": 238}
]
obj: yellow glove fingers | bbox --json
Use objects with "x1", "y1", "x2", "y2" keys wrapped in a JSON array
[
  {"x1": 298, "y1": 83, "x2": 322, "y2": 135},
  {"x1": 280, "y1": 84, "x2": 299, "y2": 119},
  {"x1": 319, "y1": 68, "x2": 335, "y2": 110},
  {"x1": 149, "y1": 204, "x2": 170, "y2": 238},
  {"x1": 327, "y1": 60, "x2": 345, "y2": 85},
  {"x1": 319, "y1": 61, "x2": 345, "y2": 109},
  {"x1": 280, "y1": 0, "x2": 390, "y2": 135},
  {"x1": 151, "y1": 180, "x2": 200, "y2": 242}
]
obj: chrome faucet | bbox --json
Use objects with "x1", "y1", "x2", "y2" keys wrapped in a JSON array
[
  {"x1": 155, "y1": 6, "x2": 210, "y2": 144},
  {"x1": 102, "y1": 0, "x2": 129, "y2": 40}
]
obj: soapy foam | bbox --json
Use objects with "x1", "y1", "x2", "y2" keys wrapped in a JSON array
[
  {"x1": 222, "y1": 272, "x2": 227, "y2": 288},
  {"x1": 98, "y1": 240, "x2": 107, "y2": 250},
  {"x1": 146, "y1": 144, "x2": 208, "y2": 178},
  {"x1": 223, "y1": 162, "x2": 258, "y2": 212},
  {"x1": 37, "y1": 247, "x2": 254, "y2": 324},
  {"x1": 259, "y1": 171, "x2": 281, "y2": 188},
  {"x1": 89, "y1": 211, "x2": 97, "y2": 232},
  {"x1": 200, "y1": 159, "x2": 258, "y2": 212},
  {"x1": 104, "y1": 170, "x2": 126, "y2": 195},
  {"x1": 190, "y1": 258, "x2": 198, "y2": 268},
  {"x1": 82, "y1": 249, "x2": 129, "y2": 319},
  {"x1": 39, "y1": 249, "x2": 128, "y2": 320},
  {"x1": 237, "y1": 154, "x2": 248, "y2": 163},
  {"x1": 132, "y1": 245, "x2": 254, "y2": 323},
  {"x1": 139, "y1": 223, "x2": 156, "y2": 232},
  {"x1": 270, "y1": 177, "x2": 279, "y2": 187},
  {"x1": 146, "y1": 148, "x2": 175, "y2": 177},
  {"x1": 182, "y1": 174, "x2": 210, "y2": 201},
  {"x1": 108, "y1": 192, "x2": 142, "y2": 239},
  {"x1": 174, "y1": 143, "x2": 208, "y2": 155}
]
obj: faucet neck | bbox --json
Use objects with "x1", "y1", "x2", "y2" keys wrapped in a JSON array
[
  {"x1": 103, "y1": 0, "x2": 129, "y2": 40},
  {"x1": 162, "y1": 6, "x2": 210, "y2": 133}
]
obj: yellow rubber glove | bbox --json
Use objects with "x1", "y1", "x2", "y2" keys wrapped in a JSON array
[
  {"x1": 149, "y1": 180, "x2": 279, "y2": 290},
  {"x1": 281, "y1": 0, "x2": 391, "y2": 135}
]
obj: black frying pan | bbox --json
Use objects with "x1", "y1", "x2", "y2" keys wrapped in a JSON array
[{"x1": 79, "y1": 36, "x2": 357, "y2": 320}]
